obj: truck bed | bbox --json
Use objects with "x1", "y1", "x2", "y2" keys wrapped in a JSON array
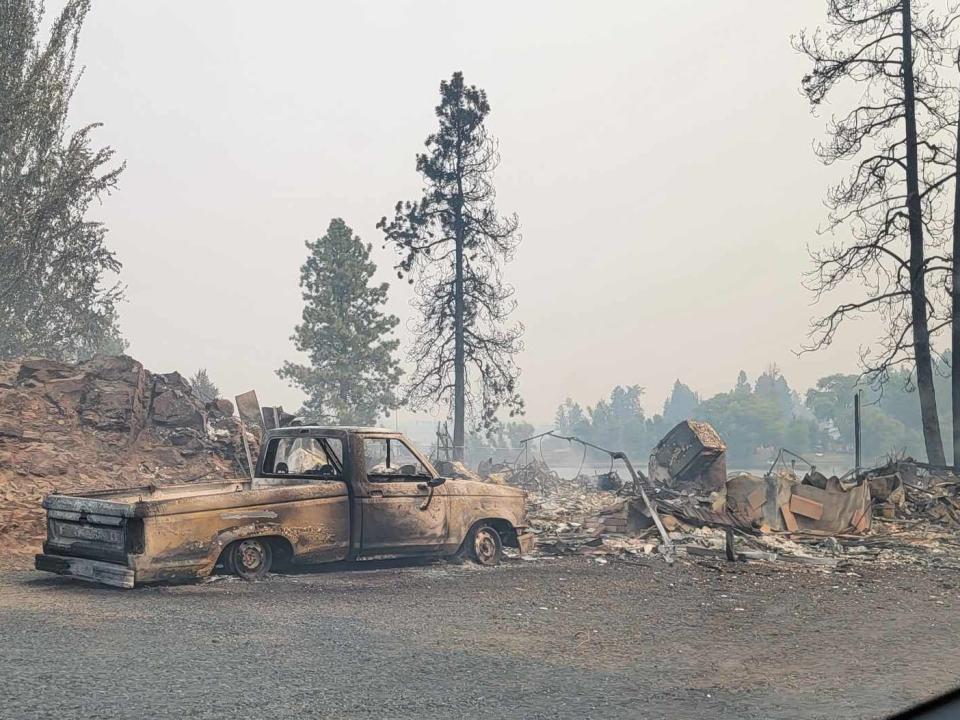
[
  {"x1": 45, "y1": 477, "x2": 346, "y2": 516},
  {"x1": 39, "y1": 477, "x2": 350, "y2": 586}
]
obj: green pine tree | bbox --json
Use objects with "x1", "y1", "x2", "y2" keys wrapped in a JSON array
[
  {"x1": 189, "y1": 368, "x2": 220, "y2": 404},
  {"x1": 278, "y1": 218, "x2": 402, "y2": 425},
  {"x1": 0, "y1": 0, "x2": 127, "y2": 361}
]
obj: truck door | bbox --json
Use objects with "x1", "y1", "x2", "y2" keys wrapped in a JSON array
[{"x1": 358, "y1": 437, "x2": 449, "y2": 556}]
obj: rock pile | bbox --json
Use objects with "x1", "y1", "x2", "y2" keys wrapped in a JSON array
[{"x1": 0, "y1": 355, "x2": 250, "y2": 567}]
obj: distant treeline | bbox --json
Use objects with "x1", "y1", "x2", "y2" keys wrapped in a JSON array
[{"x1": 545, "y1": 360, "x2": 956, "y2": 467}]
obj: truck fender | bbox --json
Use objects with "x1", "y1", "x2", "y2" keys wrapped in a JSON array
[
  {"x1": 208, "y1": 523, "x2": 294, "y2": 571},
  {"x1": 458, "y1": 518, "x2": 519, "y2": 551}
]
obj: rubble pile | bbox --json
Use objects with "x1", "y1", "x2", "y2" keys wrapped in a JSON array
[
  {"x1": 505, "y1": 459, "x2": 571, "y2": 494},
  {"x1": 486, "y1": 458, "x2": 649, "y2": 559},
  {"x1": 0, "y1": 355, "x2": 250, "y2": 566},
  {"x1": 472, "y1": 457, "x2": 563, "y2": 493},
  {"x1": 524, "y1": 489, "x2": 620, "y2": 555},
  {"x1": 865, "y1": 459, "x2": 960, "y2": 524},
  {"x1": 493, "y1": 421, "x2": 960, "y2": 570},
  {"x1": 518, "y1": 488, "x2": 689, "y2": 562}
]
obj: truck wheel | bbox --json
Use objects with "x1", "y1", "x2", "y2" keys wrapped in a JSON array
[
  {"x1": 470, "y1": 525, "x2": 503, "y2": 567},
  {"x1": 229, "y1": 538, "x2": 273, "y2": 580}
]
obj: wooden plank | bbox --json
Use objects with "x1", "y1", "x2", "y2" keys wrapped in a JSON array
[
  {"x1": 780, "y1": 503, "x2": 799, "y2": 532},
  {"x1": 789, "y1": 494, "x2": 824, "y2": 520}
]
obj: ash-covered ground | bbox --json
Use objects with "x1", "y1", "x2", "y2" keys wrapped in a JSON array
[{"x1": 2, "y1": 555, "x2": 958, "y2": 720}]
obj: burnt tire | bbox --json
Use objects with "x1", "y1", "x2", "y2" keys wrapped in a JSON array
[
  {"x1": 229, "y1": 538, "x2": 273, "y2": 581},
  {"x1": 468, "y1": 524, "x2": 503, "y2": 567}
]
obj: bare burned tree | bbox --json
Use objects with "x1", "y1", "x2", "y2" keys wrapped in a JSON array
[
  {"x1": 795, "y1": 0, "x2": 958, "y2": 465},
  {"x1": 952, "y1": 52, "x2": 960, "y2": 470},
  {"x1": 379, "y1": 72, "x2": 523, "y2": 460}
]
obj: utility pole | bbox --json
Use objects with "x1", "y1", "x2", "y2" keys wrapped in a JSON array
[{"x1": 854, "y1": 390, "x2": 862, "y2": 480}]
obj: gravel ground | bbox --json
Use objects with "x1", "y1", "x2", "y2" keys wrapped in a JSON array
[{"x1": 2, "y1": 555, "x2": 960, "y2": 719}]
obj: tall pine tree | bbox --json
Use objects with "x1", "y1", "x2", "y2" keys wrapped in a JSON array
[
  {"x1": 278, "y1": 218, "x2": 402, "y2": 425},
  {"x1": 378, "y1": 72, "x2": 523, "y2": 459}
]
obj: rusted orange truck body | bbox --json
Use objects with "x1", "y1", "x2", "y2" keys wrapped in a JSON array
[{"x1": 35, "y1": 427, "x2": 533, "y2": 588}]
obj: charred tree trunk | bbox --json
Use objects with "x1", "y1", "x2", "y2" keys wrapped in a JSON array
[
  {"x1": 452, "y1": 129, "x2": 467, "y2": 461},
  {"x1": 902, "y1": 0, "x2": 946, "y2": 466},
  {"x1": 952, "y1": 95, "x2": 960, "y2": 470},
  {"x1": 453, "y1": 205, "x2": 466, "y2": 461}
]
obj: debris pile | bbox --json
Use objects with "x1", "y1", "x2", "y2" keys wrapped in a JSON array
[
  {"x1": 479, "y1": 456, "x2": 609, "y2": 494},
  {"x1": 646, "y1": 421, "x2": 870, "y2": 536},
  {"x1": 499, "y1": 458, "x2": 574, "y2": 494},
  {"x1": 0, "y1": 355, "x2": 251, "y2": 566},
  {"x1": 486, "y1": 456, "x2": 653, "y2": 559},
  {"x1": 523, "y1": 489, "x2": 620, "y2": 556},
  {"x1": 865, "y1": 458, "x2": 960, "y2": 525},
  {"x1": 653, "y1": 450, "x2": 960, "y2": 570},
  {"x1": 495, "y1": 421, "x2": 960, "y2": 570}
]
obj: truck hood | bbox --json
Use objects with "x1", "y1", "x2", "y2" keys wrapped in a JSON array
[{"x1": 443, "y1": 478, "x2": 525, "y2": 499}]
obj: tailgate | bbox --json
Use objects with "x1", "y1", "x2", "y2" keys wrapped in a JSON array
[{"x1": 42, "y1": 495, "x2": 142, "y2": 564}]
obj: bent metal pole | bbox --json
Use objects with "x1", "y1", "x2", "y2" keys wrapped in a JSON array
[{"x1": 538, "y1": 431, "x2": 676, "y2": 564}]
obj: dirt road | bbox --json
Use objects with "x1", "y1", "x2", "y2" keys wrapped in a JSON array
[{"x1": 1, "y1": 556, "x2": 958, "y2": 719}]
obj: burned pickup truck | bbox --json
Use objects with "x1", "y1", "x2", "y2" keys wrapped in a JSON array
[{"x1": 35, "y1": 426, "x2": 533, "y2": 588}]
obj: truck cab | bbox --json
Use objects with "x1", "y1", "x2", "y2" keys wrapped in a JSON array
[
  {"x1": 35, "y1": 427, "x2": 534, "y2": 587},
  {"x1": 258, "y1": 426, "x2": 531, "y2": 560}
]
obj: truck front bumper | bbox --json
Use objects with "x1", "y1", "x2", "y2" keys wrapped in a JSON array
[{"x1": 35, "y1": 553, "x2": 135, "y2": 589}]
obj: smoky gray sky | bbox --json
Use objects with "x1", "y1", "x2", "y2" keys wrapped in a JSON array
[{"x1": 62, "y1": 0, "x2": 878, "y2": 424}]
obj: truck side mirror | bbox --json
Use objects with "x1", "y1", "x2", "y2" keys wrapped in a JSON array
[{"x1": 427, "y1": 476, "x2": 447, "y2": 488}]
